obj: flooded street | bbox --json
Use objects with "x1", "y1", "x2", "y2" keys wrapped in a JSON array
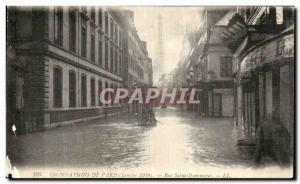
[
  {"x1": 9, "y1": 107, "x2": 253, "y2": 171},
  {"x1": 143, "y1": 107, "x2": 253, "y2": 169}
]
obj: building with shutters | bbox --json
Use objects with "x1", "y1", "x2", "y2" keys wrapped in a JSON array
[
  {"x1": 7, "y1": 6, "x2": 153, "y2": 133},
  {"x1": 172, "y1": 7, "x2": 236, "y2": 116},
  {"x1": 111, "y1": 9, "x2": 154, "y2": 114}
]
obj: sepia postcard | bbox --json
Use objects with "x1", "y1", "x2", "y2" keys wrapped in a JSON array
[{"x1": 6, "y1": 5, "x2": 295, "y2": 179}]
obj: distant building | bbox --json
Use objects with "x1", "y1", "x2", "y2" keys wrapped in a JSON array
[
  {"x1": 151, "y1": 13, "x2": 165, "y2": 85},
  {"x1": 173, "y1": 7, "x2": 235, "y2": 115},
  {"x1": 201, "y1": 25, "x2": 235, "y2": 116},
  {"x1": 144, "y1": 57, "x2": 153, "y2": 86},
  {"x1": 109, "y1": 9, "x2": 153, "y2": 113}
]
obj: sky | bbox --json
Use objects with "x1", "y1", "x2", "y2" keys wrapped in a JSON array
[{"x1": 126, "y1": 7, "x2": 203, "y2": 84}]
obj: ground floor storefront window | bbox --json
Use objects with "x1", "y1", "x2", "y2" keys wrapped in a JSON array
[{"x1": 239, "y1": 62, "x2": 294, "y2": 142}]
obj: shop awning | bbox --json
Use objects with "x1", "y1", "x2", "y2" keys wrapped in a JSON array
[{"x1": 218, "y1": 13, "x2": 248, "y2": 51}]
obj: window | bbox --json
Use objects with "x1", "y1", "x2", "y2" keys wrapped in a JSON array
[
  {"x1": 54, "y1": 7, "x2": 63, "y2": 46},
  {"x1": 115, "y1": 49, "x2": 118, "y2": 74},
  {"x1": 220, "y1": 56, "x2": 232, "y2": 77},
  {"x1": 69, "y1": 8, "x2": 77, "y2": 52},
  {"x1": 53, "y1": 66, "x2": 63, "y2": 108},
  {"x1": 81, "y1": 74, "x2": 87, "y2": 107},
  {"x1": 114, "y1": 24, "x2": 117, "y2": 42},
  {"x1": 139, "y1": 67, "x2": 142, "y2": 79},
  {"x1": 105, "y1": 12, "x2": 108, "y2": 34},
  {"x1": 119, "y1": 30, "x2": 122, "y2": 47},
  {"x1": 110, "y1": 44, "x2": 114, "y2": 72},
  {"x1": 105, "y1": 40, "x2": 109, "y2": 69},
  {"x1": 118, "y1": 53, "x2": 121, "y2": 75},
  {"x1": 128, "y1": 57, "x2": 131, "y2": 70},
  {"x1": 116, "y1": 28, "x2": 119, "y2": 45},
  {"x1": 98, "y1": 80, "x2": 103, "y2": 106},
  {"x1": 98, "y1": 33, "x2": 103, "y2": 66},
  {"x1": 98, "y1": 8, "x2": 103, "y2": 28},
  {"x1": 7, "y1": 7, "x2": 17, "y2": 40},
  {"x1": 91, "y1": 27, "x2": 95, "y2": 62},
  {"x1": 69, "y1": 70, "x2": 76, "y2": 107},
  {"x1": 32, "y1": 9, "x2": 46, "y2": 40},
  {"x1": 81, "y1": 17, "x2": 87, "y2": 58},
  {"x1": 257, "y1": 7, "x2": 277, "y2": 25},
  {"x1": 91, "y1": 7, "x2": 95, "y2": 22},
  {"x1": 110, "y1": 84, "x2": 114, "y2": 105},
  {"x1": 90, "y1": 78, "x2": 95, "y2": 106},
  {"x1": 110, "y1": 19, "x2": 114, "y2": 38},
  {"x1": 105, "y1": 82, "x2": 108, "y2": 106},
  {"x1": 118, "y1": 29, "x2": 121, "y2": 46}
]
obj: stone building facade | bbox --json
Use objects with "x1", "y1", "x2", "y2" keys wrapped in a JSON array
[
  {"x1": 172, "y1": 7, "x2": 236, "y2": 116},
  {"x1": 112, "y1": 10, "x2": 153, "y2": 113},
  {"x1": 7, "y1": 6, "x2": 153, "y2": 133}
]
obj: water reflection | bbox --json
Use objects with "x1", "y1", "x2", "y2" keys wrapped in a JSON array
[{"x1": 12, "y1": 107, "x2": 253, "y2": 170}]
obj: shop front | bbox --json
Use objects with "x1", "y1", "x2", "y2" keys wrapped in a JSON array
[
  {"x1": 199, "y1": 81, "x2": 234, "y2": 117},
  {"x1": 237, "y1": 28, "x2": 294, "y2": 141}
]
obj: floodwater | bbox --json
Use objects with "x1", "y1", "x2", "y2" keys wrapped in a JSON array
[{"x1": 9, "y1": 107, "x2": 254, "y2": 171}]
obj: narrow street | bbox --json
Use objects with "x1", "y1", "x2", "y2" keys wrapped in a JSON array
[
  {"x1": 9, "y1": 107, "x2": 254, "y2": 171},
  {"x1": 6, "y1": 6, "x2": 295, "y2": 179}
]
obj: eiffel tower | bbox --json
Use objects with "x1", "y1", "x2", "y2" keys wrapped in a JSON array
[{"x1": 156, "y1": 13, "x2": 165, "y2": 84}]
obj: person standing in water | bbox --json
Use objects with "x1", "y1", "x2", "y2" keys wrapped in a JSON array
[{"x1": 253, "y1": 110, "x2": 291, "y2": 167}]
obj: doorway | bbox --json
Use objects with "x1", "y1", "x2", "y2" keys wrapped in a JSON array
[{"x1": 213, "y1": 94, "x2": 222, "y2": 116}]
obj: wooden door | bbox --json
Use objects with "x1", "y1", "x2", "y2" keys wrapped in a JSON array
[{"x1": 213, "y1": 94, "x2": 222, "y2": 116}]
